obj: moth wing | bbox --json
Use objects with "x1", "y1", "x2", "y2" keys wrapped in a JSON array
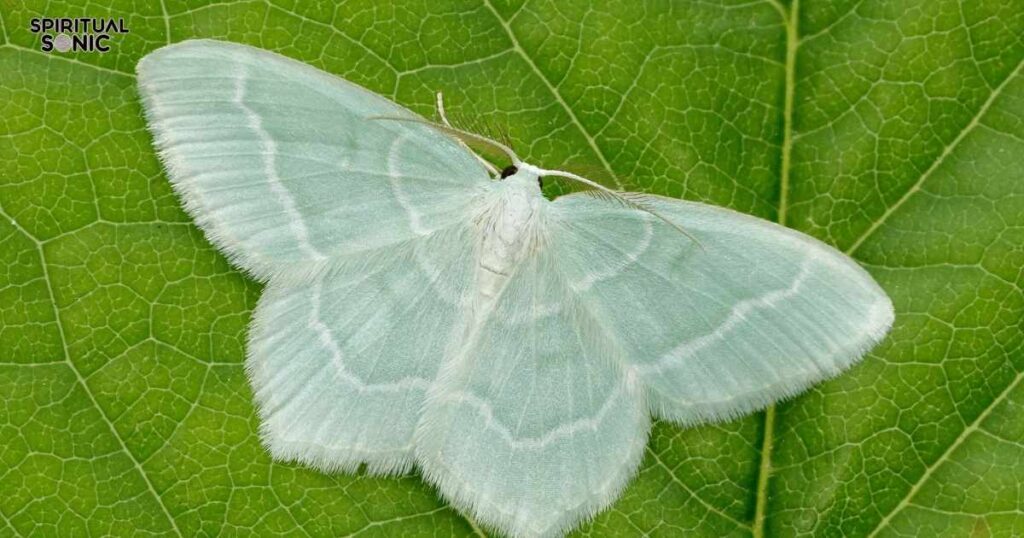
[
  {"x1": 416, "y1": 247, "x2": 649, "y2": 538},
  {"x1": 549, "y1": 193, "x2": 894, "y2": 425},
  {"x1": 137, "y1": 39, "x2": 489, "y2": 282},
  {"x1": 248, "y1": 225, "x2": 477, "y2": 474}
]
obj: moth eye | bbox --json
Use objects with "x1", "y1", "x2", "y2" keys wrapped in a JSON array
[{"x1": 500, "y1": 165, "x2": 518, "y2": 179}]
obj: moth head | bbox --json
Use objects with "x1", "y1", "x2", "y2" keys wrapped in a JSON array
[{"x1": 500, "y1": 164, "x2": 544, "y2": 189}]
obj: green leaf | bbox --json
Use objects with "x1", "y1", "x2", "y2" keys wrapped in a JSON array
[{"x1": 1, "y1": 1, "x2": 1022, "y2": 536}]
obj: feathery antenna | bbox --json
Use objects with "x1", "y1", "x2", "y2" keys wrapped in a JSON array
[
  {"x1": 523, "y1": 165, "x2": 704, "y2": 248},
  {"x1": 435, "y1": 92, "x2": 500, "y2": 177},
  {"x1": 368, "y1": 114, "x2": 521, "y2": 168},
  {"x1": 370, "y1": 101, "x2": 698, "y2": 247}
]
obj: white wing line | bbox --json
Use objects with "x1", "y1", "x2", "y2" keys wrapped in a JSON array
[
  {"x1": 440, "y1": 382, "x2": 628, "y2": 449},
  {"x1": 638, "y1": 258, "x2": 815, "y2": 375},
  {"x1": 233, "y1": 65, "x2": 326, "y2": 262},
  {"x1": 387, "y1": 132, "x2": 429, "y2": 235},
  {"x1": 570, "y1": 215, "x2": 654, "y2": 293},
  {"x1": 309, "y1": 279, "x2": 430, "y2": 392}
]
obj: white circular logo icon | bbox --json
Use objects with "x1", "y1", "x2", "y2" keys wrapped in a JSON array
[{"x1": 53, "y1": 33, "x2": 72, "y2": 53}]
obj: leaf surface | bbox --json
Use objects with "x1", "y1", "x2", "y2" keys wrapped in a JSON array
[{"x1": 1, "y1": 1, "x2": 1022, "y2": 536}]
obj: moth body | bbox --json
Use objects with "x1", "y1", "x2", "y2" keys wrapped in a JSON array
[{"x1": 474, "y1": 167, "x2": 545, "y2": 299}]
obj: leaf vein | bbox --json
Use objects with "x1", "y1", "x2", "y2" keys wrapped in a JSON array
[
  {"x1": 481, "y1": 0, "x2": 624, "y2": 188},
  {"x1": 0, "y1": 203, "x2": 184, "y2": 537},
  {"x1": 846, "y1": 57, "x2": 1024, "y2": 256},
  {"x1": 866, "y1": 368, "x2": 1024, "y2": 537}
]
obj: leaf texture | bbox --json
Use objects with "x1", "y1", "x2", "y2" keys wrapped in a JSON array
[{"x1": 0, "y1": 0, "x2": 1021, "y2": 536}]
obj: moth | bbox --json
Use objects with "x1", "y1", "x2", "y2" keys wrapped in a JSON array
[{"x1": 137, "y1": 39, "x2": 894, "y2": 538}]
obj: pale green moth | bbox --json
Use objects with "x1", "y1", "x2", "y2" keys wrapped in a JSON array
[{"x1": 137, "y1": 39, "x2": 894, "y2": 538}]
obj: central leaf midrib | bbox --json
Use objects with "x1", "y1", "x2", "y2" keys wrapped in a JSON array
[
  {"x1": 754, "y1": 5, "x2": 1024, "y2": 535},
  {"x1": 753, "y1": 1, "x2": 799, "y2": 536}
]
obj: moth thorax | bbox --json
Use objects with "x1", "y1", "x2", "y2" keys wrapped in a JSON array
[{"x1": 476, "y1": 183, "x2": 543, "y2": 277}]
